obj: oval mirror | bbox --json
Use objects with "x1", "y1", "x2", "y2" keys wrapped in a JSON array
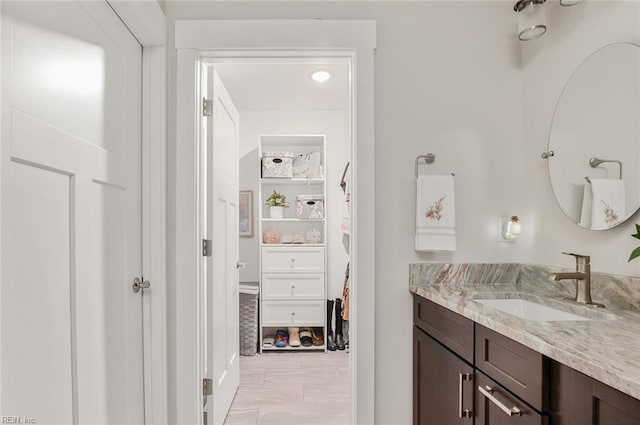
[{"x1": 548, "y1": 43, "x2": 640, "y2": 230}]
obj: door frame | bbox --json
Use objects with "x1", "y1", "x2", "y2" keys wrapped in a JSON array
[
  {"x1": 174, "y1": 20, "x2": 376, "y2": 425},
  {"x1": 0, "y1": 1, "x2": 167, "y2": 423},
  {"x1": 108, "y1": 3, "x2": 169, "y2": 423}
]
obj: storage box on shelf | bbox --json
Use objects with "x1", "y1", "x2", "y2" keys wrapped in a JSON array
[{"x1": 258, "y1": 135, "x2": 327, "y2": 352}]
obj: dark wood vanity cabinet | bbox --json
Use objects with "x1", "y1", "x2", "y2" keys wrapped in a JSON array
[
  {"x1": 413, "y1": 295, "x2": 640, "y2": 425},
  {"x1": 413, "y1": 327, "x2": 474, "y2": 424},
  {"x1": 550, "y1": 362, "x2": 640, "y2": 425},
  {"x1": 413, "y1": 296, "x2": 475, "y2": 424}
]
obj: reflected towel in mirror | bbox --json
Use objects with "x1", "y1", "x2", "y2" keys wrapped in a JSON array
[{"x1": 580, "y1": 178, "x2": 625, "y2": 230}]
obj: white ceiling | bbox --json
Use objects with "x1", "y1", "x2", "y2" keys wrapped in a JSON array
[{"x1": 214, "y1": 62, "x2": 350, "y2": 111}]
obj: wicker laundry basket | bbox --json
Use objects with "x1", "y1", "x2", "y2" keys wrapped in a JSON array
[{"x1": 239, "y1": 282, "x2": 259, "y2": 356}]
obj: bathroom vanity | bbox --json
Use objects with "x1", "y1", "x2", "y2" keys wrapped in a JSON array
[{"x1": 410, "y1": 263, "x2": 640, "y2": 425}]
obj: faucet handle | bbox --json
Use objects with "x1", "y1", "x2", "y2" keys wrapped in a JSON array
[{"x1": 561, "y1": 252, "x2": 590, "y2": 264}]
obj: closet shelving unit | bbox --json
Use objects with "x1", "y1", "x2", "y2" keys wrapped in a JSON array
[{"x1": 258, "y1": 135, "x2": 327, "y2": 352}]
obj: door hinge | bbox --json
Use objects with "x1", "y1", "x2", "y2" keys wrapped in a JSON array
[
  {"x1": 203, "y1": 98, "x2": 213, "y2": 117},
  {"x1": 202, "y1": 239, "x2": 213, "y2": 257},
  {"x1": 203, "y1": 378, "x2": 213, "y2": 396},
  {"x1": 132, "y1": 277, "x2": 151, "y2": 293}
]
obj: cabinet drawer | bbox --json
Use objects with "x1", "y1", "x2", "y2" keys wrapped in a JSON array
[
  {"x1": 413, "y1": 295, "x2": 474, "y2": 363},
  {"x1": 476, "y1": 371, "x2": 547, "y2": 425},
  {"x1": 262, "y1": 300, "x2": 324, "y2": 326},
  {"x1": 262, "y1": 246, "x2": 324, "y2": 273},
  {"x1": 262, "y1": 273, "x2": 324, "y2": 299},
  {"x1": 476, "y1": 324, "x2": 549, "y2": 412}
]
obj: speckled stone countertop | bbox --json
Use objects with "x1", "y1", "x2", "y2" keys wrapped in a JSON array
[{"x1": 409, "y1": 263, "x2": 640, "y2": 401}]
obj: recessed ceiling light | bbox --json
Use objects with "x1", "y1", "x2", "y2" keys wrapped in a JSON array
[{"x1": 311, "y1": 70, "x2": 332, "y2": 83}]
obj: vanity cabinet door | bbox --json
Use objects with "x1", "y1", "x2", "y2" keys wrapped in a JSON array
[
  {"x1": 413, "y1": 327, "x2": 474, "y2": 425},
  {"x1": 551, "y1": 362, "x2": 640, "y2": 425},
  {"x1": 476, "y1": 371, "x2": 547, "y2": 425}
]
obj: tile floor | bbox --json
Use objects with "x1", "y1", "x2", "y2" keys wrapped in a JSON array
[{"x1": 224, "y1": 351, "x2": 351, "y2": 425}]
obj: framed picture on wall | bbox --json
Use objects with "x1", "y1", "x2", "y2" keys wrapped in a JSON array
[{"x1": 239, "y1": 190, "x2": 253, "y2": 237}]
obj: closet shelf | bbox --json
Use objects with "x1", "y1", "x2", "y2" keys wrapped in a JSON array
[
  {"x1": 260, "y1": 243, "x2": 325, "y2": 247},
  {"x1": 261, "y1": 178, "x2": 324, "y2": 185},
  {"x1": 262, "y1": 344, "x2": 326, "y2": 352},
  {"x1": 262, "y1": 218, "x2": 324, "y2": 222}
]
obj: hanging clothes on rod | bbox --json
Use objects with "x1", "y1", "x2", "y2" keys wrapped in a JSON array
[
  {"x1": 340, "y1": 162, "x2": 351, "y2": 236},
  {"x1": 342, "y1": 263, "x2": 350, "y2": 321}
]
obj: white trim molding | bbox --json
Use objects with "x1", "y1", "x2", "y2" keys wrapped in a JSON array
[
  {"x1": 175, "y1": 19, "x2": 376, "y2": 50},
  {"x1": 174, "y1": 20, "x2": 376, "y2": 425},
  {"x1": 108, "y1": 0, "x2": 167, "y2": 46},
  {"x1": 108, "y1": 1, "x2": 169, "y2": 423}
]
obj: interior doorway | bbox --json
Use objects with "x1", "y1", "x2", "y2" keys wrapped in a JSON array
[
  {"x1": 174, "y1": 20, "x2": 376, "y2": 424},
  {"x1": 212, "y1": 57, "x2": 353, "y2": 424}
]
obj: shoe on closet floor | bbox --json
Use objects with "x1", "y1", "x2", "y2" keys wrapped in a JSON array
[
  {"x1": 311, "y1": 328, "x2": 324, "y2": 346},
  {"x1": 274, "y1": 329, "x2": 289, "y2": 347},
  {"x1": 263, "y1": 337, "x2": 274, "y2": 348},
  {"x1": 300, "y1": 328, "x2": 313, "y2": 347},
  {"x1": 288, "y1": 327, "x2": 301, "y2": 347}
]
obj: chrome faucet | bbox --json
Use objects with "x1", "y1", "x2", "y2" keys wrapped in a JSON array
[{"x1": 548, "y1": 252, "x2": 604, "y2": 307}]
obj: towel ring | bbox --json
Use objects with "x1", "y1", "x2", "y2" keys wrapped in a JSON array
[
  {"x1": 589, "y1": 157, "x2": 622, "y2": 180},
  {"x1": 415, "y1": 153, "x2": 455, "y2": 178}
]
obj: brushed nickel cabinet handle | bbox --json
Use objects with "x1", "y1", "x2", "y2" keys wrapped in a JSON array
[
  {"x1": 458, "y1": 373, "x2": 473, "y2": 418},
  {"x1": 478, "y1": 385, "x2": 522, "y2": 417}
]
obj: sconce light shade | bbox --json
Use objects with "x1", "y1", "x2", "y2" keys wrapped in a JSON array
[
  {"x1": 506, "y1": 216, "x2": 522, "y2": 239},
  {"x1": 559, "y1": 0, "x2": 584, "y2": 6},
  {"x1": 514, "y1": 0, "x2": 547, "y2": 41},
  {"x1": 498, "y1": 215, "x2": 522, "y2": 242}
]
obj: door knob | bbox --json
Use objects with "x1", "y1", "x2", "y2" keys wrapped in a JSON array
[
  {"x1": 236, "y1": 262, "x2": 246, "y2": 269},
  {"x1": 132, "y1": 277, "x2": 150, "y2": 293}
]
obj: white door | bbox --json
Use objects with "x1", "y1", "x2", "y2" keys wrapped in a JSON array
[
  {"x1": 1, "y1": 2, "x2": 144, "y2": 424},
  {"x1": 202, "y1": 67, "x2": 240, "y2": 425}
]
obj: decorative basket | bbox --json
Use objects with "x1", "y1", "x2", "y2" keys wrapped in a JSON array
[
  {"x1": 296, "y1": 194, "x2": 325, "y2": 219},
  {"x1": 262, "y1": 152, "x2": 294, "y2": 178}
]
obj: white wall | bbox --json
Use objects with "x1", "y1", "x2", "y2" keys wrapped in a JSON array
[
  {"x1": 166, "y1": 2, "x2": 524, "y2": 424},
  {"x1": 521, "y1": 1, "x2": 640, "y2": 276},
  {"x1": 237, "y1": 110, "x2": 350, "y2": 299}
]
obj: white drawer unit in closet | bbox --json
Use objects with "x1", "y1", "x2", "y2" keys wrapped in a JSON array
[
  {"x1": 261, "y1": 273, "x2": 325, "y2": 299},
  {"x1": 261, "y1": 246, "x2": 325, "y2": 273},
  {"x1": 258, "y1": 134, "x2": 328, "y2": 352},
  {"x1": 261, "y1": 300, "x2": 325, "y2": 327}
]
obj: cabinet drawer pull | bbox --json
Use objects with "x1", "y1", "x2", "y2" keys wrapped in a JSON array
[
  {"x1": 458, "y1": 373, "x2": 473, "y2": 419},
  {"x1": 478, "y1": 385, "x2": 523, "y2": 417}
]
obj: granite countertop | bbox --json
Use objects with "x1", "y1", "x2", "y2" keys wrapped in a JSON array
[{"x1": 409, "y1": 263, "x2": 640, "y2": 401}]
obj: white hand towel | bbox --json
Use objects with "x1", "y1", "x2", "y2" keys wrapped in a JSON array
[
  {"x1": 578, "y1": 182, "x2": 592, "y2": 228},
  {"x1": 415, "y1": 175, "x2": 456, "y2": 252},
  {"x1": 589, "y1": 178, "x2": 625, "y2": 230}
]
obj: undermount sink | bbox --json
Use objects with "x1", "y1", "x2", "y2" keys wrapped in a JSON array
[{"x1": 476, "y1": 298, "x2": 592, "y2": 322}]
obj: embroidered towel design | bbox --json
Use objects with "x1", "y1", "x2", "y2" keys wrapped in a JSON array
[
  {"x1": 425, "y1": 195, "x2": 446, "y2": 221},
  {"x1": 415, "y1": 175, "x2": 456, "y2": 252},
  {"x1": 601, "y1": 199, "x2": 621, "y2": 227}
]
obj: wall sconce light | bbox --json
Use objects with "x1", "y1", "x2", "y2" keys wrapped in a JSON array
[
  {"x1": 514, "y1": 0, "x2": 547, "y2": 41},
  {"x1": 498, "y1": 215, "x2": 522, "y2": 242}
]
